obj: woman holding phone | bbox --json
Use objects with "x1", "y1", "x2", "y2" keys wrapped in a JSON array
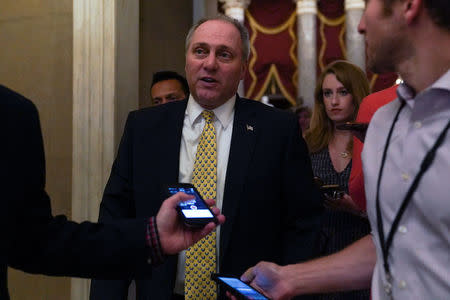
[{"x1": 304, "y1": 60, "x2": 370, "y2": 300}]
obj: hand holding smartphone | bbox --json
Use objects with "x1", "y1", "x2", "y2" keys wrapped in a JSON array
[
  {"x1": 211, "y1": 274, "x2": 269, "y2": 300},
  {"x1": 336, "y1": 122, "x2": 369, "y2": 142},
  {"x1": 320, "y1": 184, "x2": 345, "y2": 200},
  {"x1": 167, "y1": 183, "x2": 218, "y2": 228},
  {"x1": 336, "y1": 121, "x2": 368, "y2": 131},
  {"x1": 314, "y1": 177, "x2": 344, "y2": 200}
]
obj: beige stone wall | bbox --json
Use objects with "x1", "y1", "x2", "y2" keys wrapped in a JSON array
[
  {"x1": 0, "y1": 0, "x2": 195, "y2": 298},
  {"x1": 139, "y1": 0, "x2": 193, "y2": 108},
  {"x1": 0, "y1": 0, "x2": 73, "y2": 299}
]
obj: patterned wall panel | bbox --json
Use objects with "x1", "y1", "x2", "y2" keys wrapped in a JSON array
[{"x1": 243, "y1": 0, "x2": 397, "y2": 101}]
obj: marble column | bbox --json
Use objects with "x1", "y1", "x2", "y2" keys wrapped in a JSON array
[
  {"x1": 220, "y1": 0, "x2": 250, "y2": 96},
  {"x1": 295, "y1": 0, "x2": 317, "y2": 108},
  {"x1": 345, "y1": 0, "x2": 366, "y2": 71},
  {"x1": 72, "y1": 1, "x2": 139, "y2": 299}
]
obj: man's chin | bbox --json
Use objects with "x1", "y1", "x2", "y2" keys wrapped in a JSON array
[
  {"x1": 194, "y1": 94, "x2": 221, "y2": 109},
  {"x1": 367, "y1": 56, "x2": 396, "y2": 75}
]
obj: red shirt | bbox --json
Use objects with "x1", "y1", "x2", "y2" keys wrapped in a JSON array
[{"x1": 349, "y1": 85, "x2": 398, "y2": 211}]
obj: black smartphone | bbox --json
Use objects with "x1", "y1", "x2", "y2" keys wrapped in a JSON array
[
  {"x1": 167, "y1": 183, "x2": 217, "y2": 228},
  {"x1": 320, "y1": 184, "x2": 344, "y2": 200},
  {"x1": 336, "y1": 121, "x2": 369, "y2": 131},
  {"x1": 211, "y1": 274, "x2": 269, "y2": 300}
]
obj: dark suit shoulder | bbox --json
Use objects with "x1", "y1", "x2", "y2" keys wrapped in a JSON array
[
  {"x1": 0, "y1": 85, "x2": 39, "y2": 117},
  {"x1": 238, "y1": 97, "x2": 294, "y2": 116},
  {"x1": 237, "y1": 97, "x2": 297, "y2": 129},
  {"x1": 127, "y1": 99, "x2": 187, "y2": 124}
]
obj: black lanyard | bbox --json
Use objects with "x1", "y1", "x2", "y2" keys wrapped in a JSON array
[{"x1": 375, "y1": 100, "x2": 450, "y2": 282}]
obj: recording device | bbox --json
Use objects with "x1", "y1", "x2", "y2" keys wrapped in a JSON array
[
  {"x1": 167, "y1": 183, "x2": 217, "y2": 228},
  {"x1": 320, "y1": 184, "x2": 345, "y2": 200},
  {"x1": 313, "y1": 177, "x2": 344, "y2": 200},
  {"x1": 211, "y1": 274, "x2": 269, "y2": 300},
  {"x1": 336, "y1": 121, "x2": 369, "y2": 131}
]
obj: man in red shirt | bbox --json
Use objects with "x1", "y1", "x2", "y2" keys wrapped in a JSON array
[{"x1": 349, "y1": 84, "x2": 398, "y2": 211}]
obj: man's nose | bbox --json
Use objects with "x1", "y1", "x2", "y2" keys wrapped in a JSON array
[
  {"x1": 203, "y1": 54, "x2": 218, "y2": 70},
  {"x1": 357, "y1": 13, "x2": 366, "y2": 34}
]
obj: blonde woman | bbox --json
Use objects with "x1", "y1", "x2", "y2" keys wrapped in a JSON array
[{"x1": 305, "y1": 60, "x2": 370, "y2": 300}]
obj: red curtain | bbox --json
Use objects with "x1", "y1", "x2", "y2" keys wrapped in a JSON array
[
  {"x1": 243, "y1": 0, "x2": 397, "y2": 100},
  {"x1": 244, "y1": 0, "x2": 298, "y2": 105}
]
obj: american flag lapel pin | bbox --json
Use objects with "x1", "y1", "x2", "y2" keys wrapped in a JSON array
[{"x1": 246, "y1": 124, "x2": 254, "y2": 131}]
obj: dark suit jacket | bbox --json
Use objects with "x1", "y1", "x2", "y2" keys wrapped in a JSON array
[
  {"x1": 0, "y1": 85, "x2": 153, "y2": 300},
  {"x1": 90, "y1": 96, "x2": 323, "y2": 300}
]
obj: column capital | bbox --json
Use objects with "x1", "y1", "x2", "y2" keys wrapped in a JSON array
[
  {"x1": 219, "y1": 0, "x2": 251, "y2": 10},
  {"x1": 219, "y1": 0, "x2": 250, "y2": 23},
  {"x1": 294, "y1": 0, "x2": 318, "y2": 15},
  {"x1": 345, "y1": 0, "x2": 365, "y2": 10}
]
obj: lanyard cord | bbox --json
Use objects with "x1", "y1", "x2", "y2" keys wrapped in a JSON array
[{"x1": 375, "y1": 101, "x2": 450, "y2": 277}]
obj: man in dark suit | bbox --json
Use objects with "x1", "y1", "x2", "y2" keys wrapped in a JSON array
[
  {"x1": 0, "y1": 84, "x2": 224, "y2": 300},
  {"x1": 90, "y1": 14, "x2": 323, "y2": 300},
  {"x1": 151, "y1": 71, "x2": 189, "y2": 106}
]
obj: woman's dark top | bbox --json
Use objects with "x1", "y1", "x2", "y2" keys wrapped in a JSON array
[{"x1": 310, "y1": 148, "x2": 371, "y2": 300}]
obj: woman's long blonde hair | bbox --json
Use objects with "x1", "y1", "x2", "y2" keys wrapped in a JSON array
[{"x1": 304, "y1": 60, "x2": 369, "y2": 154}]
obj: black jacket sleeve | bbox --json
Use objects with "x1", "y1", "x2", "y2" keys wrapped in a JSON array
[{"x1": 1, "y1": 85, "x2": 151, "y2": 279}]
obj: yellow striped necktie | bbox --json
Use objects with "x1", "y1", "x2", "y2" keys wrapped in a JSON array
[{"x1": 185, "y1": 110, "x2": 217, "y2": 299}]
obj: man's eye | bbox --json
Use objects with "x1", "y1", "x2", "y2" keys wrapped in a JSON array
[
  {"x1": 218, "y1": 51, "x2": 232, "y2": 60},
  {"x1": 194, "y1": 48, "x2": 206, "y2": 56}
]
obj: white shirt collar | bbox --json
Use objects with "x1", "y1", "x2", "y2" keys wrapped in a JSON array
[
  {"x1": 185, "y1": 94, "x2": 236, "y2": 129},
  {"x1": 430, "y1": 68, "x2": 450, "y2": 91},
  {"x1": 397, "y1": 68, "x2": 450, "y2": 108}
]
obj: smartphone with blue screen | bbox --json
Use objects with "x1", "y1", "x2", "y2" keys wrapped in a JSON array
[
  {"x1": 211, "y1": 274, "x2": 270, "y2": 300},
  {"x1": 167, "y1": 183, "x2": 217, "y2": 228}
]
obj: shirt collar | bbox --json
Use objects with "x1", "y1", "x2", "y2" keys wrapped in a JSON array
[
  {"x1": 430, "y1": 68, "x2": 450, "y2": 91},
  {"x1": 397, "y1": 82, "x2": 416, "y2": 109},
  {"x1": 397, "y1": 68, "x2": 450, "y2": 108},
  {"x1": 185, "y1": 94, "x2": 236, "y2": 129}
]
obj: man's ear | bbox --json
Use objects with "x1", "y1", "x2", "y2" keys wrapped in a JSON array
[
  {"x1": 403, "y1": 0, "x2": 423, "y2": 25},
  {"x1": 240, "y1": 62, "x2": 248, "y2": 81}
]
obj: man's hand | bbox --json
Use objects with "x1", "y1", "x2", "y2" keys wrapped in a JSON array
[
  {"x1": 232, "y1": 236, "x2": 376, "y2": 300},
  {"x1": 156, "y1": 192, "x2": 225, "y2": 255},
  {"x1": 238, "y1": 261, "x2": 294, "y2": 300}
]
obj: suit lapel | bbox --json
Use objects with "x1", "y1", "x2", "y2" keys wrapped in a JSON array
[
  {"x1": 154, "y1": 101, "x2": 187, "y2": 195},
  {"x1": 220, "y1": 96, "x2": 257, "y2": 263}
]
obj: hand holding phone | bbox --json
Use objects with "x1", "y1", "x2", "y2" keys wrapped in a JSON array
[
  {"x1": 167, "y1": 183, "x2": 218, "y2": 228},
  {"x1": 320, "y1": 184, "x2": 345, "y2": 200},
  {"x1": 211, "y1": 274, "x2": 269, "y2": 300},
  {"x1": 336, "y1": 121, "x2": 368, "y2": 131},
  {"x1": 314, "y1": 177, "x2": 344, "y2": 200},
  {"x1": 156, "y1": 190, "x2": 224, "y2": 255},
  {"x1": 336, "y1": 122, "x2": 369, "y2": 142}
]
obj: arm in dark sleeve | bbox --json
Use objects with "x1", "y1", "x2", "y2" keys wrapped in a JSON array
[
  {"x1": 90, "y1": 112, "x2": 148, "y2": 298},
  {"x1": 280, "y1": 114, "x2": 324, "y2": 264},
  {"x1": 3, "y1": 87, "x2": 153, "y2": 279}
]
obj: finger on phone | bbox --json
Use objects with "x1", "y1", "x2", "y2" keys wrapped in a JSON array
[{"x1": 204, "y1": 198, "x2": 216, "y2": 207}]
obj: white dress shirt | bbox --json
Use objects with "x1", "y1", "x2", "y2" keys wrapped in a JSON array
[
  {"x1": 363, "y1": 69, "x2": 450, "y2": 299},
  {"x1": 174, "y1": 95, "x2": 235, "y2": 294}
]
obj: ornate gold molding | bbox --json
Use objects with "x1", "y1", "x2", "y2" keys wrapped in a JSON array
[
  {"x1": 245, "y1": 10, "x2": 297, "y2": 104},
  {"x1": 317, "y1": 12, "x2": 346, "y2": 71}
]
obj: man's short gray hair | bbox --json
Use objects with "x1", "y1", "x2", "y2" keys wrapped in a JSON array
[{"x1": 185, "y1": 14, "x2": 250, "y2": 62}]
